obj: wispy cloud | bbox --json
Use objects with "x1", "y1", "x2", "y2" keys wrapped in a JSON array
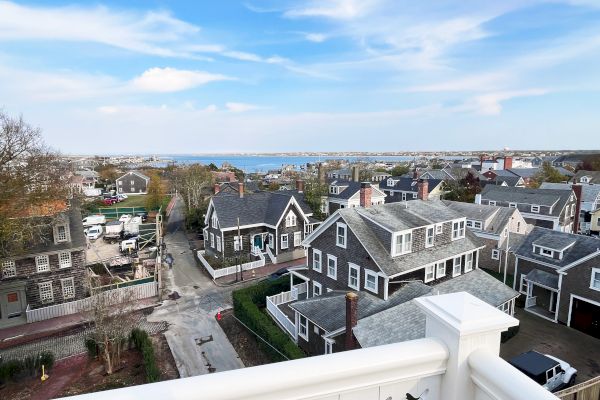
[
  {"x1": 283, "y1": 0, "x2": 380, "y2": 20},
  {"x1": 225, "y1": 102, "x2": 262, "y2": 112},
  {"x1": 304, "y1": 33, "x2": 327, "y2": 43},
  {"x1": 131, "y1": 67, "x2": 233, "y2": 92},
  {"x1": 461, "y1": 89, "x2": 550, "y2": 115}
]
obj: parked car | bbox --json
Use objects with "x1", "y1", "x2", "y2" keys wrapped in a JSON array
[
  {"x1": 119, "y1": 214, "x2": 132, "y2": 223},
  {"x1": 509, "y1": 351, "x2": 577, "y2": 392},
  {"x1": 102, "y1": 198, "x2": 117, "y2": 206},
  {"x1": 136, "y1": 212, "x2": 148, "y2": 222},
  {"x1": 117, "y1": 194, "x2": 128, "y2": 201},
  {"x1": 82, "y1": 215, "x2": 106, "y2": 227},
  {"x1": 86, "y1": 225, "x2": 103, "y2": 240}
]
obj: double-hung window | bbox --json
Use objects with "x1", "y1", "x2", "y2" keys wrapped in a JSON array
[
  {"x1": 216, "y1": 236, "x2": 222, "y2": 252},
  {"x1": 294, "y1": 231, "x2": 302, "y2": 247},
  {"x1": 590, "y1": 268, "x2": 600, "y2": 291},
  {"x1": 36, "y1": 255, "x2": 50, "y2": 273},
  {"x1": 280, "y1": 234, "x2": 289, "y2": 250},
  {"x1": 509, "y1": 203, "x2": 517, "y2": 209},
  {"x1": 425, "y1": 226, "x2": 434, "y2": 247},
  {"x1": 286, "y1": 212, "x2": 297, "y2": 227},
  {"x1": 268, "y1": 233, "x2": 274, "y2": 249},
  {"x1": 393, "y1": 231, "x2": 412, "y2": 256},
  {"x1": 436, "y1": 261, "x2": 446, "y2": 278},
  {"x1": 452, "y1": 256, "x2": 462, "y2": 277},
  {"x1": 364, "y1": 270, "x2": 378, "y2": 293},
  {"x1": 327, "y1": 255, "x2": 337, "y2": 279},
  {"x1": 492, "y1": 249, "x2": 500, "y2": 260},
  {"x1": 313, "y1": 281, "x2": 322, "y2": 297},
  {"x1": 348, "y1": 263, "x2": 360, "y2": 290},
  {"x1": 336, "y1": 223, "x2": 347, "y2": 248},
  {"x1": 210, "y1": 233, "x2": 215, "y2": 248},
  {"x1": 531, "y1": 205, "x2": 540, "y2": 213},
  {"x1": 233, "y1": 235, "x2": 242, "y2": 251},
  {"x1": 39, "y1": 281, "x2": 54, "y2": 303},
  {"x1": 61, "y1": 278, "x2": 75, "y2": 299},
  {"x1": 298, "y1": 315, "x2": 308, "y2": 340},
  {"x1": 313, "y1": 249, "x2": 322, "y2": 272},
  {"x1": 55, "y1": 225, "x2": 68, "y2": 242},
  {"x1": 452, "y1": 220, "x2": 465, "y2": 240},
  {"x1": 424, "y1": 265, "x2": 435, "y2": 283},
  {"x1": 59, "y1": 252, "x2": 72, "y2": 268},
  {"x1": 465, "y1": 252, "x2": 473, "y2": 272},
  {"x1": 2, "y1": 260, "x2": 16, "y2": 278},
  {"x1": 211, "y1": 215, "x2": 218, "y2": 228}
]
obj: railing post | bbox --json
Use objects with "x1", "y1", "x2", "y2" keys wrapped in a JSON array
[{"x1": 416, "y1": 292, "x2": 519, "y2": 400}]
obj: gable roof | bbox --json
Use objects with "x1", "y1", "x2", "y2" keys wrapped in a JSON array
[
  {"x1": 378, "y1": 176, "x2": 444, "y2": 192},
  {"x1": 573, "y1": 170, "x2": 600, "y2": 184},
  {"x1": 508, "y1": 168, "x2": 540, "y2": 179},
  {"x1": 116, "y1": 170, "x2": 149, "y2": 182},
  {"x1": 480, "y1": 185, "x2": 572, "y2": 215},
  {"x1": 514, "y1": 226, "x2": 600, "y2": 269},
  {"x1": 329, "y1": 180, "x2": 385, "y2": 200},
  {"x1": 209, "y1": 191, "x2": 312, "y2": 229},
  {"x1": 540, "y1": 182, "x2": 600, "y2": 204},
  {"x1": 353, "y1": 269, "x2": 519, "y2": 347},
  {"x1": 442, "y1": 200, "x2": 518, "y2": 235}
]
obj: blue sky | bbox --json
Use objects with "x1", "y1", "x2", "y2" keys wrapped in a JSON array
[{"x1": 1, "y1": 0, "x2": 599, "y2": 154}]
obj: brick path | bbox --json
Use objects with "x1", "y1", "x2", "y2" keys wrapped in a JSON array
[{"x1": 0, "y1": 314, "x2": 167, "y2": 362}]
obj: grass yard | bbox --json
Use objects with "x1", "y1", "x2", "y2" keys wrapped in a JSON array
[{"x1": 108, "y1": 194, "x2": 148, "y2": 208}]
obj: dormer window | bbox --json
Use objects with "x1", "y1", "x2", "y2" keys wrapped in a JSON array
[
  {"x1": 392, "y1": 231, "x2": 412, "y2": 256},
  {"x1": 386, "y1": 178, "x2": 394, "y2": 187},
  {"x1": 452, "y1": 220, "x2": 465, "y2": 240},
  {"x1": 581, "y1": 176, "x2": 590, "y2": 183},
  {"x1": 531, "y1": 205, "x2": 540, "y2": 213},
  {"x1": 473, "y1": 221, "x2": 482, "y2": 229},
  {"x1": 329, "y1": 186, "x2": 339, "y2": 195},
  {"x1": 488, "y1": 201, "x2": 496, "y2": 206},
  {"x1": 285, "y1": 211, "x2": 297, "y2": 227},
  {"x1": 541, "y1": 248, "x2": 553, "y2": 257},
  {"x1": 336, "y1": 222, "x2": 347, "y2": 248},
  {"x1": 509, "y1": 203, "x2": 517, "y2": 208},
  {"x1": 54, "y1": 224, "x2": 69, "y2": 243},
  {"x1": 211, "y1": 214, "x2": 218, "y2": 228}
]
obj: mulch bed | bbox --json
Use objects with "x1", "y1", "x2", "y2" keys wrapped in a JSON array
[{"x1": 217, "y1": 310, "x2": 274, "y2": 367}]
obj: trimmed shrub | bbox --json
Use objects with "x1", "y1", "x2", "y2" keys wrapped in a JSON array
[
  {"x1": 130, "y1": 328, "x2": 160, "y2": 383},
  {"x1": 0, "y1": 350, "x2": 55, "y2": 382},
  {"x1": 232, "y1": 277, "x2": 305, "y2": 362},
  {"x1": 85, "y1": 337, "x2": 99, "y2": 358}
]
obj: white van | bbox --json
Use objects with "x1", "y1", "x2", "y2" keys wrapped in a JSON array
[
  {"x1": 82, "y1": 215, "x2": 106, "y2": 227},
  {"x1": 86, "y1": 225, "x2": 103, "y2": 240}
]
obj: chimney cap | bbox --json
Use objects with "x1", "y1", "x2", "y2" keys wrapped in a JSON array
[
  {"x1": 346, "y1": 292, "x2": 358, "y2": 300},
  {"x1": 360, "y1": 182, "x2": 371, "y2": 188}
]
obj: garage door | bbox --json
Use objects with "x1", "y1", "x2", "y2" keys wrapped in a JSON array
[{"x1": 570, "y1": 297, "x2": 600, "y2": 339}]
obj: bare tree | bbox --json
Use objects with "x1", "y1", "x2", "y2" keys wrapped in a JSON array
[
  {"x1": 174, "y1": 164, "x2": 213, "y2": 209},
  {"x1": 0, "y1": 111, "x2": 68, "y2": 258},
  {"x1": 86, "y1": 289, "x2": 136, "y2": 374}
]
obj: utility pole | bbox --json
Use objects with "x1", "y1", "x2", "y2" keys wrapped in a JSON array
[{"x1": 237, "y1": 217, "x2": 243, "y2": 281}]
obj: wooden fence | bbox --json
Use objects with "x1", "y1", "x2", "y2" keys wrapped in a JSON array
[
  {"x1": 197, "y1": 250, "x2": 265, "y2": 280},
  {"x1": 26, "y1": 281, "x2": 157, "y2": 323},
  {"x1": 556, "y1": 376, "x2": 600, "y2": 400}
]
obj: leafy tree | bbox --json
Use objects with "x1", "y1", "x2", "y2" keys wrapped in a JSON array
[
  {"x1": 207, "y1": 162, "x2": 218, "y2": 171},
  {"x1": 303, "y1": 177, "x2": 328, "y2": 220},
  {"x1": 145, "y1": 172, "x2": 165, "y2": 211},
  {"x1": 532, "y1": 162, "x2": 567, "y2": 187},
  {"x1": 359, "y1": 169, "x2": 373, "y2": 182},
  {"x1": 267, "y1": 182, "x2": 280, "y2": 191},
  {"x1": 96, "y1": 164, "x2": 119, "y2": 183},
  {"x1": 390, "y1": 165, "x2": 410, "y2": 177},
  {"x1": 0, "y1": 111, "x2": 67, "y2": 259}
]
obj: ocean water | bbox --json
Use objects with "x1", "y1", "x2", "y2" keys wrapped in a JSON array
[{"x1": 159, "y1": 154, "x2": 448, "y2": 173}]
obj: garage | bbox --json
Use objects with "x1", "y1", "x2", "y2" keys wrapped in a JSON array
[{"x1": 569, "y1": 296, "x2": 600, "y2": 339}]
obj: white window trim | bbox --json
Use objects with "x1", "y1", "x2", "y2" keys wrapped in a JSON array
[
  {"x1": 451, "y1": 219, "x2": 466, "y2": 240},
  {"x1": 327, "y1": 254, "x2": 337, "y2": 280},
  {"x1": 392, "y1": 230, "x2": 413, "y2": 256},
  {"x1": 210, "y1": 233, "x2": 215, "y2": 248},
  {"x1": 436, "y1": 261, "x2": 446, "y2": 278},
  {"x1": 2, "y1": 260, "x2": 16, "y2": 278},
  {"x1": 313, "y1": 281, "x2": 322, "y2": 297},
  {"x1": 285, "y1": 211, "x2": 297, "y2": 228},
  {"x1": 590, "y1": 268, "x2": 600, "y2": 292},
  {"x1": 520, "y1": 275, "x2": 529, "y2": 295},
  {"x1": 452, "y1": 256, "x2": 462, "y2": 277},
  {"x1": 473, "y1": 221, "x2": 482, "y2": 229},
  {"x1": 540, "y1": 247, "x2": 554, "y2": 258},
  {"x1": 435, "y1": 224, "x2": 443, "y2": 234},
  {"x1": 465, "y1": 252, "x2": 473, "y2": 272},
  {"x1": 531, "y1": 205, "x2": 540, "y2": 213},
  {"x1": 58, "y1": 251, "x2": 72, "y2": 269},
  {"x1": 509, "y1": 202, "x2": 517, "y2": 209},
  {"x1": 336, "y1": 222, "x2": 347, "y2": 248},
  {"x1": 364, "y1": 269, "x2": 379, "y2": 294},
  {"x1": 216, "y1": 236, "x2": 222, "y2": 252},
  {"x1": 61, "y1": 277, "x2": 75, "y2": 299},
  {"x1": 424, "y1": 264, "x2": 435, "y2": 283},
  {"x1": 55, "y1": 225, "x2": 69, "y2": 243},
  {"x1": 36, "y1": 255, "x2": 50, "y2": 273},
  {"x1": 425, "y1": 226, "x2": 435, "y2": 248},
  {"x1": 281, "y1": 234, "x2": 289, "y2": 250},
  {"x1": 488, "y1": 200, "x2": 497, "y2": 206},
  {"x1": 268, "y1": 233, "x2": 275, "y2": 249},
  {"x1": 313, "y1": 249, "x2": 322, "y2": 272},
  {"x1": 39, "y1": 281, "x2": 54, "y2": 303},
  {"x1": 293, "y1": 231, "x2": 302, "y2": 247},
  {"x1": 348, "y1": 263, "x2": 360, "y2": 290},
  {"x1": 298, "y1": 315, "x2": 308, "y2": 340},
  {"x1": 491, "y1": 249, "x2": 500, "y2": 260}
]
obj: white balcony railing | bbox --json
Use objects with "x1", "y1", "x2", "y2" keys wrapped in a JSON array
[
  {"x1": 197, "y1": 250, "x2": 265, "y2": 280},
  {"x1": 525, "y1": 296, "x2": 537, "y2": 308},
  {"x1": 60, "y1": 292, "x2": 559, "y2": 400}
]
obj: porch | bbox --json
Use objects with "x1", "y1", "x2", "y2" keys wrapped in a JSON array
[
  {"x1": 522, "y1": 269, "x2": 559, "y2": 322},
  {"x1": 266, "y1": 270, "x2": 310, "y2": 341}
]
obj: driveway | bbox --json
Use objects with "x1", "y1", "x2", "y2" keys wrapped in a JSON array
[
  {"x1": 147, "y1": 196, "x2": 244, "y2": 377},
  {"x1": 501, "y1": 307, "x2": 600, "y2": 382}
]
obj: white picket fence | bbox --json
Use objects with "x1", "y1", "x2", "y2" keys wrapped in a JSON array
[
  {"x1": 197, "y1": 250, "x2": 266, "y2": 280},
  {"x1": 265, "y1": 246, "x2": 277, "y2": 264},
  {"x1": 265, "y1": 282, "x2": 308, "y2": 341},
  {"x1": 26, "y1": 281, "x2": 158, "y2": 323}
]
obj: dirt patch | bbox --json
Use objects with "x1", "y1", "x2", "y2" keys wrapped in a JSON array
[
  {"x1": 217, "y1": 310, "x2": 273, "y2": 367},
  {"x1": 0, "y1": 333, "x2": 179, "y2": 400}
]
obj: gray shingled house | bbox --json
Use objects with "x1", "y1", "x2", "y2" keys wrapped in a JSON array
[
  {"x1": 268, "y1": 199, "x2": 519, "y2": 355},
  {"x1": 203, "y1": 183, "x2": 319, "y2": 265},
  {"x1": 116, "y1": 171, "x2": 150, "y2": 195},
  {"x1": 0, "y1": 205, "x2": 88, "y2": 328},
  {"x1": 540, "y1": 182, "x2": 600, "y2": 234},
  {"x1": 477, "y1": 185, "x2": 578, "y2": 233},
  {"x1": 325, "y1": 180, "x2": 386, "y2": 215},
  {"x1": 513, "y1": 227, "x2": 600, "y2": 339},
  {"x1": 378, "y1": 176, "x2": 445, "y2": 203}
]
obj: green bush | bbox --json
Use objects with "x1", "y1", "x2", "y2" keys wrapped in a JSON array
[
  {"x1": 0, "y1": 350, "x2": 55, "y2": 382},
  {"x1": 232, "y1": 277, "x2": 305, "y2": 362},
  {"x1": 85, "y1": 337, "x2": 99, "y2": 358},
  {"x1": 130, "y1": 328, "x2": 160, "y2": 383}
]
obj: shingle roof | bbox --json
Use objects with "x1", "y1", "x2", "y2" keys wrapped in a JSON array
[
  {"x1": 443, "y1": 200, "x2": 517, "y2": 235},
  {"x1": 540, "y1": 182, "x2": 600, "y2": 204},
  {"x1": 211, "y1": 191, "x2": 311, "y2": 229},
  {"x1": 353, "y1": 270, "x2": 519, "y2": 347},
  {"x1": 25, "y1": 206, "x2": 86, "y2": 255},
  {"x1": 495, "y1": 175, "x2": 523, "y2": 187},
  {"x1": 290, "y1": 282, "x2": 431, "y2": 332},
  {"x1": 525, "y1": 269, "x2": 559, "y2": 290},
  {"x1": 515, "y1": 227, "x2": 600, "y2": 269},
  {"x1": 379, "y1": 177, "x2": 444, "y2": 192},
  {"x1": 328, "y1": 181, "x2": 385, "y2": 200},
  {"x1": 573, "y1": 170, "x2": 600, "y2": 184},
  {"x1": 480, "y1": 185, "x2": 572, "y2": 216},
  {"x1": 532, "y1": 233, "x2": 576, "y2": 251},
  {"x1": 508, "y1": 168, "x2": 540, "y2": 179}
]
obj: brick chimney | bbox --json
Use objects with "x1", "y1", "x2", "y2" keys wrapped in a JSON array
[
  {"x1": 412, "y1": 167, "x2": 418, "y2": 180},
  {"x1": 214, "y1": 183, "x2": 221, "y2": 194},
  {"x1": 351, "y1": 166, "x2": 360, "y2": 182},
  {"x1": 417, "y1": 179, "x2": 429, "y2": 200},
  {"x1": 238, "y1": 182, "x2": 244, "y2": 198},
  {"x1": 360, "y1": 182, "x2": 372, "y2": 208},
  {"x1": 572, "y1": 184, "x2": 582, "y2": 233},
  {"x1": 503, "y1": 156, "x2": 513, "y2": 170},
  {"x1": 296, "y1": 179, "x2": 304, "y2": 193},
  {"x1": 345, "y1": 292, "x2": 358, "y2": 351}
]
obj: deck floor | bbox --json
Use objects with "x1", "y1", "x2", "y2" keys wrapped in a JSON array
[{"x1": 525, "y1": 305, "x2": 556, "y2": 321}]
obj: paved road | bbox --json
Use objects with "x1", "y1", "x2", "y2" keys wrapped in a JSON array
[{"x1": 147, "y1": 196, "x2": 244, "y2": 377}]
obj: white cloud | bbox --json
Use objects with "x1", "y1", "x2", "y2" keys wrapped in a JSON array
[
  {"x1": 284, "y1": 0, "x2": 380, "y2": 20},
  {"x1": 225, "y1": 102, "x2": 261, "y2": 112},
  {"x1": 131, "y1": 67, "x2": 233, "y2": 92},
  {"x1": 97, "y1": 106, "x2": 119, "y2": 114},
  {"x1": 468, "y1": 89, "x2": 549, "y2": 115},
  {"x1": 407, "y1": 72, "x2": 510, "y2": 93},
  {"x1": 305, "y1": 33, "x2": 327, "y2": 43}
]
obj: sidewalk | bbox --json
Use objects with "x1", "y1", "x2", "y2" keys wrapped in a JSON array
[
  {"x1": 214, "y1": 257, "x2": 307, "y2": 285},
  {"x1": 0, "y1": 297, "x2": 158, "y2": 349}
]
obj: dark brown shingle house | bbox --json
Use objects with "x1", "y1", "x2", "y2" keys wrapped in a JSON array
[
  {"x1": 0, "y1": 205, "x2": 88, "y2": 329},
  {"x1": 116, "y1": 171, "x2": 150, "y2": 195}
]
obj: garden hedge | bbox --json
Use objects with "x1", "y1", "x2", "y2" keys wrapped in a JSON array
[
  {"x1": 232, "y1": 276, "x2": 305, "y2": 361},
  {"x1": 130, "y1": 328, "x2": 160, "y2": 383}
]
